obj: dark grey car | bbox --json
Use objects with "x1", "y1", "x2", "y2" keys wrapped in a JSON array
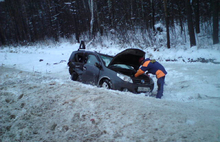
[{"x1": 67, "y1": 48, "x2": 154, "y2": 93}]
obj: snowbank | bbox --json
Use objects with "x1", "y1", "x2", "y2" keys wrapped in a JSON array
[
  {"x1": 1, "y1": 67, "x2": 220, "y2": 141},
  {"x1": 0, "y1": 42, "x2": 220, "y2": 141}
]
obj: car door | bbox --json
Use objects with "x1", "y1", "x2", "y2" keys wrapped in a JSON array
[
  {"x1": 81, "y1": 54, "x2": 101, "y2": 85},
  {"x1": 72, "y1": 52, "x2": 85, "y2": 77}
]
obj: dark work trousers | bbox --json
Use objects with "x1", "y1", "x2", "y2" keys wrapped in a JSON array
[{"x1": 156, "y1": 76, "x2": 165, "y2": 99}]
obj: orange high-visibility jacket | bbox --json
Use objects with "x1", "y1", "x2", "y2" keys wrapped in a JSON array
[{"x1": 135, "y1": 58, "x2": 167, "y2": 79}]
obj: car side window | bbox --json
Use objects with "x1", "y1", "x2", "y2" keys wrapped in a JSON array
[
  {"x1": 74, "y1": 53, "x2": 84, "y2": 63},
  {"x1": 86, "y1": 55, "x2": 99, "y2": 65}
]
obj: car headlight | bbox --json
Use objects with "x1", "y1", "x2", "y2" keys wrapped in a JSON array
[{"x1": 117, "y1": 73, "x2": 133, "y2": 83}]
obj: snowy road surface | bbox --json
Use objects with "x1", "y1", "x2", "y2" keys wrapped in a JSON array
[
  {"x1": 1, "y1": 63, "x2": 220, "y2": 142},
  {"x1": 0, "y1": 43, "x2": 220, "y2": 141}
]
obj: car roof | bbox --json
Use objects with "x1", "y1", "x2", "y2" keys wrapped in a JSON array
[
  {"x1": 75, "y1": 50, "x2": 113, "y2": 57},
  {"x1": 71, "y1": 49, "x2": 145, "y2": 70}
]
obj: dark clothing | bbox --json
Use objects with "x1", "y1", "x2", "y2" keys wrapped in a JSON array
[
  {"x1": 157, "y1": 76, "x2": 165, "y2": 98},
  {"x1": 135, "y1": 58, "x2": 167, "y2": 99},
  {"x1": 135, "y1": 58, "x2": 167, "y2": 78}
]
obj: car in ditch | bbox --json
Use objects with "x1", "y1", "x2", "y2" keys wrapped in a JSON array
[{"x1": 67, "y1": 47, "x2": 154, "y2": 94}]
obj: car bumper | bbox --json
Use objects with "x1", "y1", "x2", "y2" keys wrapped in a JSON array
[{"x1": 112, "y1": 80, "x2": 154, "y2": 94}]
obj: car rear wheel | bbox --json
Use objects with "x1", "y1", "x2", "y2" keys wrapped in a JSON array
[
  {"x1": 71, "y1": 72, "x2": 78, "y2": 81},
  {"x1": 122, "y1": 88, "x2": 129, "y2": 92},
  {"x1": 100, "y1": 79, "x2": 112, "y2": 89}
]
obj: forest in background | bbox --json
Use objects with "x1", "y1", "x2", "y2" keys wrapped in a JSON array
[{"x1": 0, "y1": 0, "x2": 219, "y2": 48}]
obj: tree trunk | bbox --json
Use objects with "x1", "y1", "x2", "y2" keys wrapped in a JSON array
[
  {"x1": 89, "y1": 0, "x2": 94, "y2": 36},
  {"x1": 108, "y1": 0, "x2": 114, "y2": 28},
  {"x1": 186, "y1": 0, "x2": 196, "y2": 47},
  {"x1": 194, "y1": 0, "x2": 200, "y2": 33},
  {"x1": 170, "y1": 0, "x2": 175, "y2": 27},
  {"x1": 163, "y1": 0, "x2": 170, "y2": 49},
  {"x1": 0, "y1": 26, "x2": 6, "y2": 45},
  {"x1": 213, "y1": 0, "x2": 219, "y2": 44},
  {"x1": 177, "y1": 2, "x2": 184, "y2": 34},
  {"x1": 151, "y1": 0, "x2": 155, "y2": 31}
]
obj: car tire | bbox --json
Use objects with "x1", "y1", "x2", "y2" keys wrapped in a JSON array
[
  {"x1": 68, "y1": 68, "x2": 72, "y2": 75},
  {"x1": 71, "y1": 72, "x2": 78, "y2": 81},
  {"x1": 100, "y1": 79, "x2": 112, "y2": 89},
  {"x1": 122, "y1": 88, "x2": 129, "y2": 92}
]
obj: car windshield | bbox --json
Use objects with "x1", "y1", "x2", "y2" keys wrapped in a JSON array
[{"x1": 100, "y1": 54, "x2": 113, "y2": 66}]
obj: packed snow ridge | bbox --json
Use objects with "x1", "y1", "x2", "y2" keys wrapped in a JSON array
[{"x1": 0, "y1": 42, "x2": 220, "y2": 141}]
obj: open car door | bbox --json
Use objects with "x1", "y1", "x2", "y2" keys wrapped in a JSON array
[{"x1": 81, "y1": 54, "x2": 101, "y2": 85}]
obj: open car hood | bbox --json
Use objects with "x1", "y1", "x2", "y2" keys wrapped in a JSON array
[{"x1": 108, "y1": 48, "x2": 145, "y2": 70}]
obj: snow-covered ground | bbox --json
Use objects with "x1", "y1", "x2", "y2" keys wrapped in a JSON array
[{"x1": 0, "y1": 42, "x2": 220, "y2": 141}]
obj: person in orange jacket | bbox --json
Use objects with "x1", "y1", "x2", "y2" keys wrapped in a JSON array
[{"x1": 135, "y1": 57, "x2": 167, "y2": 99}]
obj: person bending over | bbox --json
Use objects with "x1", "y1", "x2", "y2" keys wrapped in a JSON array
[{"x1": 135, "y1": 57, "x2": 167, "y2": 99}]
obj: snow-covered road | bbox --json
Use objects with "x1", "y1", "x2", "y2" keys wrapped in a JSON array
[
  {"x1": 1, "y1": 63, "x2": 220, "y2": 142},
  {"x1": 0, "y1": 43, "x2": 220, "y2": 141}
]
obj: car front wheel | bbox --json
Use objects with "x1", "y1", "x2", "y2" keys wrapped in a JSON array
[{"x1": 100, "y1": 79, "x2": 112, "y2": 89}]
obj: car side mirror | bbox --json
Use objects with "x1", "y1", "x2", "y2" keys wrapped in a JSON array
[{"x1": 95, "y1": 62, "x2": 102, "y2": 69}]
